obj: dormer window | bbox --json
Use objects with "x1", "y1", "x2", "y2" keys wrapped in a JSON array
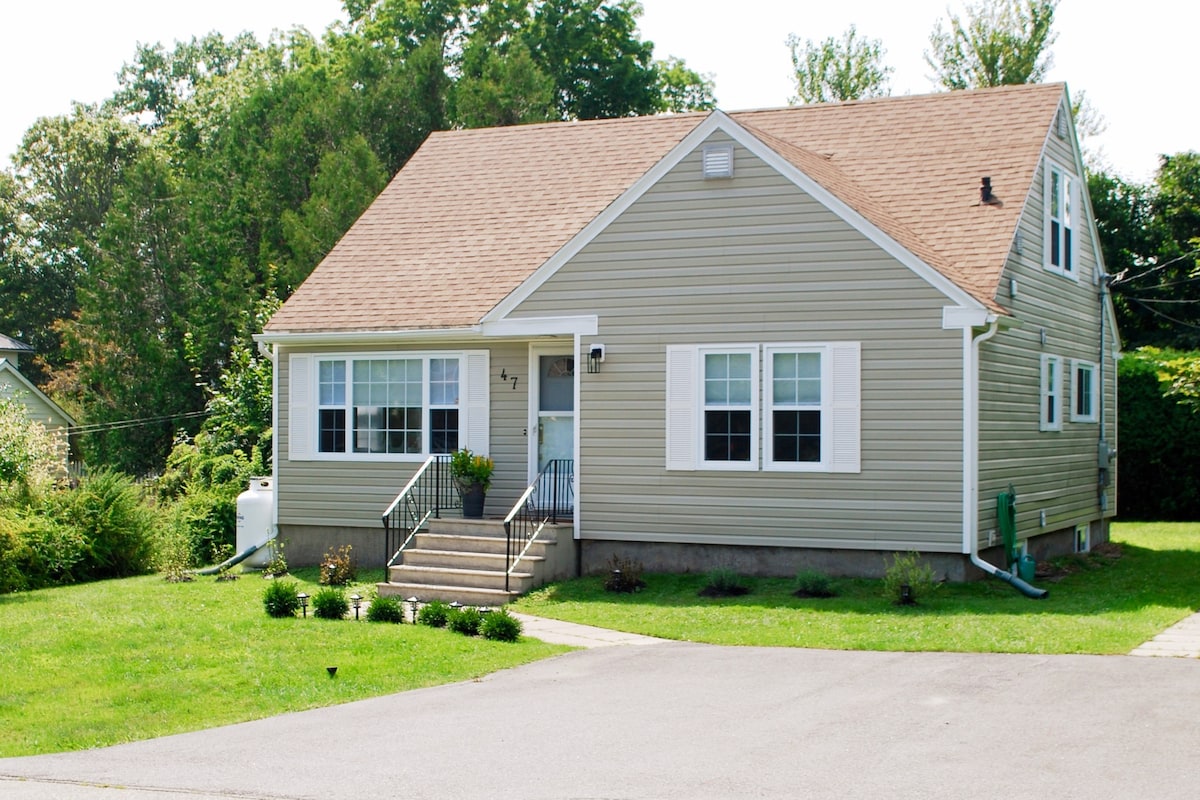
[{"x1": 1045, "y1": 162, "x2": 1078, "y2": 279}]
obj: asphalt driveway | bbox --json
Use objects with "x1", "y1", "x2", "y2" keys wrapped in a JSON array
[{"x1": 2, "y1": 641, "x2": 1198, "y2": 799}]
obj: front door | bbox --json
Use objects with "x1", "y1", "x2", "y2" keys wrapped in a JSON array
[{"x1": 531, "y1": 349, "x2": 575, "y2": 511}]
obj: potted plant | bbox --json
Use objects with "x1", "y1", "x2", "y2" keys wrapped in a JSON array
[{"x1": 449, "y1": 448, "x2": 494, "y2": 518}]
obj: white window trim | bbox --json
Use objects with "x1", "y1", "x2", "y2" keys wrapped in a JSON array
[
  {"x1": 699, "y1": 345, "x2": 759, "y2": 471},
  {"x1": 1070, "y1": 359, "x2": 1099, "y2": 423},
  {"x1": 1039, "y1": 354, "x2": 1062, "y2": 432},
  {"x1": 764, "y1": 344, "x2": 829, "y2": 472},
  {"x1": 1044, "y1": 161, "x2": 1080, "y2": 280},
  {"x1": 664, "y1": 342, "x2": 860, "y2": 473},
  {"x1": 288, "y1": 350, "x2": 488, "y2": 462}
]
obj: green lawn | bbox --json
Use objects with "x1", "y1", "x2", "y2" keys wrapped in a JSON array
[
  {"x1": 512, "y1": 522, "x2": 1200, "y2": 654},
  {"x1": 0, "y1": 568, "x2": 569, "y2": 758}
]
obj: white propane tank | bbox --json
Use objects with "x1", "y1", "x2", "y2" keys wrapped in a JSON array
[{"x1": 235, "y1": 477, "x2": 274, "y2": 569}]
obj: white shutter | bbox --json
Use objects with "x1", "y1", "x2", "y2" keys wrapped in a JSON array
[
  {"x1": 463, "y1": 351, "x2": 490, "y2": 455},
  {"x1": 829, "y1": 342, "x2": 861, "y2": 474},
  {"x1": 288, "y1": 354, "x2": 313, "y2": 461},
  {"x1": 665, "y1": 346, "x2": 698, "y2": 470}
]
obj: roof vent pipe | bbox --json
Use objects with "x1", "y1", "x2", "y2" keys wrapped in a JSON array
[{"x1": 980, "y1": 176, "x2": 995, "y2": 204}]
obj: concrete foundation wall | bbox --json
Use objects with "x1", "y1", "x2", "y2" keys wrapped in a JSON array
[{"x1": 278, "y1": 524, "x2": 389, "y2": 569}]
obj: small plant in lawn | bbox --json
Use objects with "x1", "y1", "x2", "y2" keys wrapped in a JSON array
[
  {"x1": 212, "y1": 543, "x2": 238, "y2": 582},
  {"x1": 448, "y1": 606, "x2": 483, "y2": 636},
  {"x1": 366, "y1": 593, "x2": 405, "y2": 623},
  {"x1": 417, "y1": 600, "x2": 451, "y2": 628},
  {"x1": 312, "y1": 586, "x2": 350, "y2": 619},
  {"x1": 481, "y1": 608, "x2": 523, "y2": 642},
  {"x1": 883, "y1": 551, "x2": 940, "y2": 605},
  {"x1": 699, "y1": 567, "x2": 749, "y2": 598},
  {"x1": 262, "y1": 540, "x2": 288, "y2": 578},
  {"x1": 603, "y1": 554, "x2": 646, "y2": 593},
  {"x1": 319, "y1": 544, "x2": 356, "y2": 586},
  {"x1": 263, "y1": 579, "x2": 301, "y2": 618},
  {"x1": 156, "y1": 527, "x2": 194, "y2": 583},
  {"x1": 792, "y1": 569, "x2": 836, "y2": 598}
]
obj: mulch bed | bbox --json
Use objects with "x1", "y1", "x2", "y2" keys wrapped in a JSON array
[{"x1": 1034, "y1": 541, "x2": 1124, "y2": 581}]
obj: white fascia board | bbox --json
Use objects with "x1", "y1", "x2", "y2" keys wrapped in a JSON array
[
  {"x1": 942, "y1": 306, "x2": 996, "y2": 330},
  {"x1": 0, "y1": 359, "x2": 78, "y2": 426},
  {"x1": 254, "y1": 327, "x2": 481, "y2": 348},
  {"x1": 480, "y1": 315, "x2": 598, "y2": 337},
  {"x1": 483, "y1": 113, "x2": 724, "y2": 323},
  {"x1": 717, "y1": 119, "x2": 986, "y2": 312},
  {"x1": 486, "y1": 110, "x2": 986, "y2": 322}
]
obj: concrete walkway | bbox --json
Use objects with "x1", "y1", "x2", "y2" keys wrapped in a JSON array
[{"x1": 1129, "y1": 609, "x2": 1200, "y2": 658}]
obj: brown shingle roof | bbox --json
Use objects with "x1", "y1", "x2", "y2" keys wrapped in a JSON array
[{"x1": 266, "y1": 83, "x2": 1065, "y2": 334}]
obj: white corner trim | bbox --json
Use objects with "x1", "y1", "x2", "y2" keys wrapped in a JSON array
[{"x1": 481, "y1": 315, "x2": 598, "y2": 337}]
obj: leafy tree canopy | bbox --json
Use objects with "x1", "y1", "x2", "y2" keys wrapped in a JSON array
[
  {"x1": 786, "y1": 25, "x2": 892, "y2": 104},
  {"x1": 926, "y1": 0, "x2": 1058, "y2": 90}
]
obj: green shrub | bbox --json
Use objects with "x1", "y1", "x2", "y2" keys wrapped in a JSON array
[
  {"x1": 263, "y1": 579, "x2": 301, "y2": 618},
  {"x1": 51, "y1": 470, "x2": 157, "y2": 579},
  {"x1": 1118, "y1": 349, "x2": 1200, "y2": 520},
  {"x1": 365, "y1": 593, "x2": 405, "y2": 623},
  {"x1": 480, "y1": 609, "x2": 522, "y2": 642},
  {"x1": 165, "y1": 486, "x2": 238, "y2": 568},
  {"x1": 319, "y1": 544, "x2": 356, "y2": 586},
  {"x1": 792, "y1": 569, "x2": 837, "y2": 598},
  {"x1": 603, "y1": 554, "x2": 646, "y2": 593},
  {"x1": 417, "y1": 600, "x2": 450, "y2": 628},
  {"x1": 0, "y1": 523, "x2": 32, "y2": 593},
  {"x1": 882, "y1": 551, "x2": 940, "y2": 605},
  {"x1": 261, "y1": 540, "x2": 288, "y2": 578},
  {"x1": 312, "y1": 586, "x2": 349, "y2": 620},
  {"x1": 448, "y1": 606, "x2": 482, "y2": 636},
  {"x1": 698, "y1": 568, "x2": 749, "y2": 598}
]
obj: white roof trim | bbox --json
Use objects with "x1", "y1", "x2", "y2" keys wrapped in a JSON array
[
  {"x1": 255, "y1": 327, "x2": 482, "y2": 347},
  {"x1": 0, "y1": 359, "x2": 77, "y2": 427},
  {"x1": 485, "y1": 110, "x2": 985, "y2": 323},
  {"x1": 481, "y1": 315, "x2": 597, "y2": 337}
]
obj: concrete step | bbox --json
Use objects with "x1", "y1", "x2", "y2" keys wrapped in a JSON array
[
  {"x1": 425, "y1": 518, "x2": 508, "y2": 537},
  {"x1": 388, "y1": 563, "x2": 533, "y2": 591},
  {"x1": 377, "y1": 581, "x2": 528, "y2": 606},
  {"x1": 414, "y1": 532, "x2": 557, "y2": 557},
  {"x1": 403, "y1": 548, "x2": 545, "y2": 572}
]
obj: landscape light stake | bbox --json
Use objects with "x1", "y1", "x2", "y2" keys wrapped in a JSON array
[
  {"x1": 407, "y1": 596, "x2": 419, "y2": 623},
  {"x1": 298, "y1": 592, "x2": 309, "y2": 618},
  {"x1": 350, "y1": 594, "x2": 362, "y2": 620}
]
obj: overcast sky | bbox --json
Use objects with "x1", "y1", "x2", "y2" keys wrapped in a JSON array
[{"x1": 1, "y1": 0, "x2": 1194, "y2": 183}]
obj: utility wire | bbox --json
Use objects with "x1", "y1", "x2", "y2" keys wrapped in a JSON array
[
  {"x1": 70, "y1": 410, "x2": 209, "y2": 435},
  {"x1": 1110, "y1": 248, "x2": 1200, "y2": 286}
]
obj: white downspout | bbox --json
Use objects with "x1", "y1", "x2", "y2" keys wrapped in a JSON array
[
  {"x1": 958, "y1": 316, "x2": 1047, "y2": 598},
  {"x1": 256, "y1": 339, "x2": 280, "y2": 534}
]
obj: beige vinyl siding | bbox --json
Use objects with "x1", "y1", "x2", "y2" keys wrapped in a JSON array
[
  {"x1": 512, "y1": 132, "x2": 966, "y2": 552},
  {"x1": 276, "y1": 340, "x2": 530, "y2": 529},
  {"x1": 978, "y1": 122, "x2": 1116, "y2": 545}
]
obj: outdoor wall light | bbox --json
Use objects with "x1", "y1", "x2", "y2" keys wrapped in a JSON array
[
  {"x1": 587, "y1": 344, "x2": 606, "y2": 374},
  {"x1": 297, "y1": 592, "x2": 309, "y2": 618},
  {"x1": 350, "y1": 593, "x2": 362, "y2": 620}
]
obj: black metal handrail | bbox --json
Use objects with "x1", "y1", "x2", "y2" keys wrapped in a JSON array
[
  {"x1": 381, "y1": 454, "x2": 458, "y2": 567},
  {"x1": 503, "y1": 459, "x2": 573, "y2": 591}
]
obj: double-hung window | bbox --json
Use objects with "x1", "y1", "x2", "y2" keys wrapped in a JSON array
[
  {"x1": 1046, "y1": 163, "x2": 1079, "y2": 278},
  {"x1": 765, "y1": 347, "x2": 824, "y2": 469},
  {"x1": 290, "y1": 351, "x2": 487, "y2": 461},
  {"x1": 702, "y1": 348, "x2": 757, "y2": 467},
  {"x1": 1070, "y1": 359, "x2": 1098, "y2": 423},
  {"x1": 1039, "y1": 354, "x2": 1062, "y2": 431},
  {"x1": 666, "y1": 342, "x2": 859, "y2": 473}
]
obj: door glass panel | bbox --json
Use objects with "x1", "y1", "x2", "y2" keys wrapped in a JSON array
[{"x1": 539, "y1": 356, "x2": 575, "y2": 411}]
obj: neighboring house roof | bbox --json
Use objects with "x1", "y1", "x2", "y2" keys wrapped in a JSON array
[
  {"x1": 0, "y1": 334, "x2": 35, "y2": 354},
  {"x1": 0, "y1": 358, "x2": 77, "y2": 428},
  {"x1": 265, "y1": 83, "x2": 1066, "y2": 335}
]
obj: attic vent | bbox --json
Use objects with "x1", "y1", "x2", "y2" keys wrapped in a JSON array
[
  {"x1": 701, "y1": 144, "x2": 734, "y2": 179},
  {"x1": 1055, "y1": 107, "x2": 1067, "y2": 139}
]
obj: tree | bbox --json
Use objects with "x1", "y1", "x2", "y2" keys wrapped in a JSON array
[
  {"x1": 925, "y1": 0, "x2": 1057, "y2": 90},
  {"x1": 655, "y1": 56, "x2": 716, "y2": 112},
  {"x1": 786, "y1": 26, "x2": 892, "y2": 104},
  {"x1": 0, "y1": 396, "x2": 64, "y2": 500}
]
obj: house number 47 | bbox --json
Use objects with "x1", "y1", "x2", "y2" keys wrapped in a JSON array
[{"x1": 499, "y1": 369, "x2": 518, "y2": 390}]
